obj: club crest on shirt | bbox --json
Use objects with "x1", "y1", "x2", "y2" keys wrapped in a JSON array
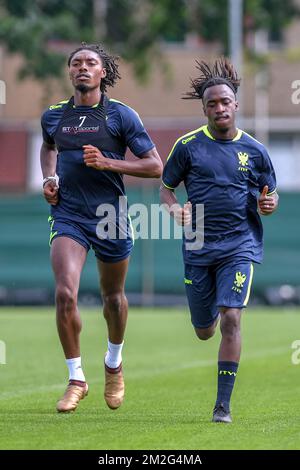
[{"x1": 237, "y1": 152, "x2": 249, "y2": 172}]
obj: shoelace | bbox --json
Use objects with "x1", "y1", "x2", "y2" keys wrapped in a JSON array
[
  {"x1": 62, "y1": 385, "x2": 85, "y2": 402},
  {"x1": 214, "y1": 404, "x2": 229, "y2": 415}
]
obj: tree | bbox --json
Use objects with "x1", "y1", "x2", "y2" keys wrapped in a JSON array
[
  {"x1": 0, "y1": 0, "x2": 299, "y2": 85},
  {"x1": 0, "y1": 0, "x2": 187, "y2": 83},
  {"x1": 188, "y1": 0, "x2": 300, "y2": 52},
  {"x1": 0, "y1": 0, "x2": 94, "y2": 80}
]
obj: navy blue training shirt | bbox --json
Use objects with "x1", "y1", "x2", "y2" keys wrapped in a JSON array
[
  {"x1": 41, "y1": 96, "x2": 155, "y2": 222},
  {"x1": 162, "y1": 125, "x2": 277, "y2": 265}
]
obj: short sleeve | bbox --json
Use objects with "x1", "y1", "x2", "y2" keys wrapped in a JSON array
[
  {"x1": 257, "y1": 149, "x2": 277, "y2": 194},
  {"x1": 162, "y1": 141, "x2": 190, "y2": 190},
  {"x1": 41, "y1": 110, "x2": 55, "y2": 145},
  {"x1": 119, "y1": 106, "x2": 155, "y2": 157}
]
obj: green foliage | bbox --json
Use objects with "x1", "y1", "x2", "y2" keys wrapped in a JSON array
[
  {"x1": 246, "y1": 0, "x2": 300, "y2": 35},
  {"x1": 191, "y1": 0, "x2": 300, "y2": 52},
  {"x1": 189, "y1": 0, "x2": 229, "y2": 45},
  {"x1": 106, "y1": 0, "x2": 187, "y2": 80},
  {"x1": 0, "y1": 0, "x2": 299, "y2": 85},
  {"x1": 0, "y1": 0, "x2": 94, "y2": 80}
]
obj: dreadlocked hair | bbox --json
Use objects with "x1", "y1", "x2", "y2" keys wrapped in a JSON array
[
  {"x1": 68, "y1": 42, "x2": 121, "y2": 93},
  {"x1": 183, "y1": 57, "x2": 241, "y2": 100}
]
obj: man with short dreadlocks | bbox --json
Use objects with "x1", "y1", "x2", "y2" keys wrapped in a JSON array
[
  {"x1": 41, "y1": 43, "x2": 162, "y2": 413},
  {"x1": 160, "y1": 58, "x2": 278, "y2": 423}
]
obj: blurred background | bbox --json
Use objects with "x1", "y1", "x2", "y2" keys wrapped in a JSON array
[{"x1": 0, "y1": 0, "x2": 299, "y2": 307}]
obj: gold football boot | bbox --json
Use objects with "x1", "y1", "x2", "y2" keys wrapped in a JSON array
[
  {"x1": 104, "y1": 362, "x2": 124, "y2": 410},
  {"x1": 56, "y1": 380, "x2": 89, "y2": 413}
]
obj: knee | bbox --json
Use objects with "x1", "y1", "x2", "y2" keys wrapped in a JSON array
[
  {"x1": 103, "y1": 292, "x2": 126, "y2": 315},
  {"x1": 56, "y1": 285, "x2": 77, "y2": 312},
  {"x1": 195, "y1": 326, "x2": 215, "y2": 341},
  {"x1": 220, "y1": 310, "x2": 241, "y2": 338}
]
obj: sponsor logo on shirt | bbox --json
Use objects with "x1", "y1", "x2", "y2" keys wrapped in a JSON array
[
  {"x1": 62, "y1": 126, "x2": 100, "y2": 134},
  {"x1": 182, "y1": 135, "x2": 196, "y2": 145}
]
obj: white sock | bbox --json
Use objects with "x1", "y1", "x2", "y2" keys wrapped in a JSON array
[
  {"x1": 66, "y1": 357, "x2": 86, "y2": 382},
  {"x1": 105, "y1": 340, "x2": 124, "y2": 369}
]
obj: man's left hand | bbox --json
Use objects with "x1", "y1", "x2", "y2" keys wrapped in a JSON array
[
  {"x1": 258, "y1": 185, "x2": 279, "y2": 216},
  {"x1": 83, "y1": 145, "x2": 109, "y2": 170}
]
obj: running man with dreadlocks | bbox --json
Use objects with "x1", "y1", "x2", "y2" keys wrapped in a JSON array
[
  {"x1": 41, "y1": 43, "x2": 162, "y2": 413},
  {"x1": 160, "y1": 58, "x2": 278, "y2": 423}
]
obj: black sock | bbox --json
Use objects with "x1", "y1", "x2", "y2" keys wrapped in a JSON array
[{"x1": 215, "y1": 361, "x2": 239, "y2": 412}]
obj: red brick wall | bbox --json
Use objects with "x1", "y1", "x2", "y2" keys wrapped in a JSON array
[{"x1": 0, "y1": 130, "x2": 28, "y2": 191}]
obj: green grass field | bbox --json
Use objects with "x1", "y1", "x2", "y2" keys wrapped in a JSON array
[{"x1": 0, "y1": 307, "x2": 299, "y2": 450}]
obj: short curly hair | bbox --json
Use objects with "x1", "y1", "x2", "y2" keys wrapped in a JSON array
[
  {"x1": 183, "y1": 57, "x2": 241, "y2": 100},
  {"x1": 68, "y1": 42, "x2": 121, "y2": 93}
]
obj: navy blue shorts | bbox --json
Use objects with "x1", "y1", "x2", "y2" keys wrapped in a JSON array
[
  {"x1": 48, "y1": 216, "x2": 133, "y2": 263},
  {"x1": 184, "y1": 258, "x2": 254, "y2": 329}
]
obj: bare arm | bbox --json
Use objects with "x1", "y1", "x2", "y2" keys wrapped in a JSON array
[
  {"x1": 83, "y1": 145, "x2": 163, "y2": 178},
  {"x1": 40, "y1": 141, "x2": 57, "y2": 177},
  {"x1": 159, "y1": 184, "x2": 191, "y2": 226},
  {"x1": 40, "y1": 141, "x2": 59, "y2": 205}
]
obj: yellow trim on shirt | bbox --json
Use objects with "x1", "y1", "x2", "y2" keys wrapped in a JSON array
[
  {"x1": 109, "y1": 98, "x2": 128, "y2": 107},
  {"x1": 162, "y1": 181, "x2": 175, "y2": 190},
  {"x1": 166, "y1": 126, "x2": 205, "y2": 161},
  {"x1": 203, "y1": 125, "x2": 242, "y2": 141}
]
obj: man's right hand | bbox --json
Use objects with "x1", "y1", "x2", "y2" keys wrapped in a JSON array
[
  {"x1": 173, "y1": 202, "x2": 192, "y2": 226},
  {"x1": 43, "y1": 181, "x2": 59, "y2": 205}
]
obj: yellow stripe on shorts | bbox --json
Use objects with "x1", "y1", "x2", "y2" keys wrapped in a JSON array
[{"x1": 243, "y1": 263, "x2": 254, "y2": 306}]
